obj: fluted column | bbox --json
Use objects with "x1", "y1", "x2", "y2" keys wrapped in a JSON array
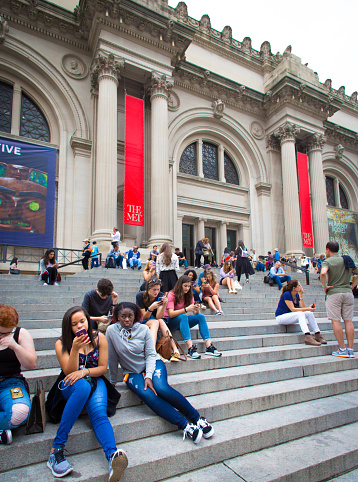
[
  {"x1": 274, "y1": 122, "x2": 303, "y2": 256},
  {"x1": 218, "y1": 145, "x2": 225, "y2": 182},
  {"x1": 90, "y1": 54, "x2": 123, "y2": 246},
  {"x1": 197, "y1": 140, "x2": 203, "y2": 177},
  {"x1": 148, "y1": 72, "x2": 174, "y2": 246},
  {"x1": 308, "y1": 134, "x2": 329, "y2": 254},
  {"x1": 197, "y1": 218, "x2": 205, "y2": 242},
  {"x1": 219, "y1": 221, "x2": 227, "y2": 260}
]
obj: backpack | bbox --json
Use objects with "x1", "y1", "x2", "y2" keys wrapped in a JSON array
[{"x1": 105, "y1": 256, "x2": 115, "y2": 269}]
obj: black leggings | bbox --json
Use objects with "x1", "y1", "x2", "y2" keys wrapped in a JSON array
[{"x1": 41, "y1": 266, "x2": 58, "y2": 285}]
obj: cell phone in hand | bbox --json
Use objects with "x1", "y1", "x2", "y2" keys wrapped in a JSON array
[
  {"x1": 312, "y1": 302, "x2": 315, "y2": 308},
  {"x1": 75, "y1": 328, "x2": 87, "y2": 337}
]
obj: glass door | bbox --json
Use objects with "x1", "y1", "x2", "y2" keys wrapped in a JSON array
[{"x1": 182, "y1": 224, "x2": 194, "y2": 266}]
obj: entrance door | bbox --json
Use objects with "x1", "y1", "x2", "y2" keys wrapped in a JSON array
[
  {"x1": 227, "y1": 229, "x2": 237, "y2": 252},
  {"x1": 205, "y1": 227, "x2": 216, "y2": 264},
  {"x1": 182, "y1": 224, "x2": 194, "y2": 266}
]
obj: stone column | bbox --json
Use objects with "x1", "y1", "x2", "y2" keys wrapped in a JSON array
[
  {"x1": 308, "y1": 133, "x2": 329, "y2": 254},
  {"x1": 218, "y1": 145, "x2": 225, "y2": 182},
  {"x1": 147, "y1": 72, "x2": 174, "y2": 246},
  {"x1": 197, "y1": 218, "x2": 205, "y2": 242},
  {"x1": 274, "y1": 122, "x2": 303, "y2": 256},
  {"x1": 90, "y1": 54, "x2": 123, "y2": 247},
  {"x1": 219, "y1": 221, "x2": 227, "y2": 260},
  {"x1": 197, "y1": 140, "x2": 204, "y2": 177},
  {"x1": 11, "y1": 84, "x2": 21, "y2": 136}
]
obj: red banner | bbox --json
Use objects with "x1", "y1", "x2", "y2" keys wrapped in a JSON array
[
  {"x1": 124, "y1": 95, "x2": 144, "y2": 226},
  {"x1": 297, "y1": 152, "x2": 314, "y2": 248}
]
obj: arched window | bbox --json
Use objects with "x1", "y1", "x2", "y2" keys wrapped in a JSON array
[
  {"x1": 202, "y1": 142, "x2": 218, "y2": 180},
  {"x1": 20, "y1": 93, "x2": 50, "y2": 142},
  {"x1": 224, "y1": 152, "x2": 240, "y2": 185},
  {"x1": 325, "y1": 175, "x2": 350, "y2": 210},
  {"x1": 0, "y1": 81, "x2": 13, "y2": 133},
  {"x1": 179, "y1": 142, "x2": 197, "y2": 176}
]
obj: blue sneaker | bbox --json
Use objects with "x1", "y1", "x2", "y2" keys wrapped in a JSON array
[
  {"x1": 109, "y1": 449, "x2": 128, "y2": 482},
  {"x1": 332, "y1": 348, "x2": 349, "y2": 358},
  {"x1": 47, "y1": 448, "x2": 73, "y2": 477},
  {"x1": 348, "y1": 348, "x2": 355, "y2": 358}
]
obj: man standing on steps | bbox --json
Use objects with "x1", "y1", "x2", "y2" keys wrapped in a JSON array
[
  {"x1": 82, "y1": 278, "x2": 118, "y2": 329},
  {"x1": 320, "y1": 241, "x2": 358, "y2": 358}
]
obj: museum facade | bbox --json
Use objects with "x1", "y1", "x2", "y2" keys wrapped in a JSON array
[{"x1": 1, "y1": 0, "x2": 357, "y2": 264}]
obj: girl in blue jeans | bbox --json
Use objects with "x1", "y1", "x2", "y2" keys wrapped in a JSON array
[
  {"x1": 0, "y1": 305, "x2": 37, "y2": 445},
  {"x1": 165, "y1": 275, "x2": 222, "y2": 359},
  {"x1": 46, "y1": 306, "x2": 127, "y2": 481},
  {"x1": 107, "y1": 302, "x2": 215, "y2": 444}
]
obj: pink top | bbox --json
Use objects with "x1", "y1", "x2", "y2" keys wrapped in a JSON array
[{"x1": 164, "y1": 291, "x2": 194, "y2": 318}]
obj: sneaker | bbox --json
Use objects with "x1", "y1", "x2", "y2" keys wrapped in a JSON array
[
  {"x1": 109, "y1": 449, "x2": 128, "y2": 482},
  {"x1": 232, "y1": 290, "x2": 238, "y2": 294},
  {"x1": 43, "y1": 282, "x2": 48, "y2": 285},
  {"x1": 47, "y1": 448, "x2": 73, "y2": 477},
  {"x1": 205, "y1": 344, "x2": 222, "y2": 357},
  {"x1": 314, "y1": 333, "x2": 327, "y2": 344},
  {"x1": 215, "y1": 311, "x2": 221, "y2": 315},
  {"x1": 183, "y1": 423, "x2": 202, "y2": 444},
  {"x1": 138, "y1": 266, "x2": 141, "y2": 270},
  {"x1": 170, "y1": 352, "x2": 180, "y2": 362},
  {"x1": 0, "y1": 430, "x2": 12, "y2": 444},
  {"x1": 160, "y1": 356, "x2": 170, "y2": 364},
  {"x1": 54, "y1": 282, "x2": 59, "y2": 286},
  {"x1": 200, "y1": 304, "x2": 206, "y2": 310},
  {"x1": 197, "y1": 417, "x2": 214, "y2": 438},
  {"x1": 332, "y1": 347, "x2": 349, "y2": 358},
  {"x1": 229, "y1": 289, "x2": 234, "y2": 293},
  {"x1": 187, "y1": 345, "x2": 201, "y2": 359},
  {"x1": 246, "y1": 279, "x2": 249, "y2": 283},
  {"x1": 348, "y1": 348, "x2": 355, "y2": 358}
]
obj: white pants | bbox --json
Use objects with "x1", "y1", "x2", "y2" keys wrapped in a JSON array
[{"x1": 276, "y1": 311, "x2": 320, "y2": 334}]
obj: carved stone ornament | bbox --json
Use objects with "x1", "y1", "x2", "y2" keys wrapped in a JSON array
[
  {"x1": 90, "y1": 54, "x2": 124, "y2": 90},
  {"x1": 167, "y1": 90, "x2": 180, "y2": 111},
  {"x1": 241, "y1": 37, "x2": 252, "y2": 53},
  {"x1": 324, "y1": 79, "x2": 332, "y2": 91},
  {"x1": 175, "y1": 2, "x2": 188, "y2": 22},
  {"x1": 199, "y1": 14, "x2": 211, "y2": 34},
  {"x1": 260, "y1": 41, "x2": 272, "y2": 60},
  {"x1": 283, "y1": 45, "x2": 292, "y2": 58},
  {"x1": 212, "y1": 99, "x2": 225, "y2": 118},
  {"x1": 308, "y1": 133, "x2": 326, "y2": 151},
  {"x1": 250, "y1": 121, "x2": 265, "y2": 140},
  {"x1": 274, "y1": 122, "x2": 300, "y2": 143},
  {"x1": 147, "y1": 72, "x2": 174, "y2": 98},
  {"x1": 337, "y1": 86, "x2": 345, "y2": 97},
  {"x1": 61, "y1": 54, "x2": 88, "y2": 80},
  {"x1": 221, "y1": 26, "x2": 232, "y2": 44},
  {"x1": 335, "y1": 144, "x2": 344, "y2": 160},
  {"x1": 0, "y1": 15, "x2": 9, "y2": 43},
  {"x1": 350, "y1": 92, "x2": 357, "y2": 103},
  {"x1": 265, "y1": 134, "x2": 280, "y2": 151}
]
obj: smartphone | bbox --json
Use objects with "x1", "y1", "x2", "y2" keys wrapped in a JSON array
[
  {"x1": 75, "y1": 328, "x2": 87, "y2": 337},
  {"x1": 312, "y1": 302, "x2": 316, "y2": 308}
]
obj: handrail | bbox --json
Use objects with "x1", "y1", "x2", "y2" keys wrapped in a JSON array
[
  {"x1": 279, "y1": 259, "x2": 310, "y2": 285},
  {"x1": 57, "y1": 253, "x2": 102, "y2": 269}
]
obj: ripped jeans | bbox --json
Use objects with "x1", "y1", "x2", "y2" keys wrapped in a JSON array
[
  {"x1": 126, "y1": 359, "x2": 199, "y2": 430},
  {"x1": 0, "y1": 378, "x2": 31, "y2": 430}
]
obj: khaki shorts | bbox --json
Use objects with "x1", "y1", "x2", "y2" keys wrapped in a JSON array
[{"x1": 326, "y1": 292, "x2": 354, "y2": 321}]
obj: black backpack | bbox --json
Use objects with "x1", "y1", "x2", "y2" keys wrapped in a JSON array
[{"x1": 105, "y1": 257, "x2": 115, "y2": 269}]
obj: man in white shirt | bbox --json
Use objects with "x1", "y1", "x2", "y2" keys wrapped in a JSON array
[{"x1": 111, "y1": 227, "x2": 121, "y2": 247}]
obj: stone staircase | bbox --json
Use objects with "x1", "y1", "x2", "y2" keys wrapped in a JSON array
[{"x1": 1, "y1": 267, "x2": 358, "y2": 481}]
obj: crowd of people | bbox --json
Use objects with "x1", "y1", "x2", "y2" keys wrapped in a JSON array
[{"x1": 1, "y1": 240, "x2": 357, "y2": 481}]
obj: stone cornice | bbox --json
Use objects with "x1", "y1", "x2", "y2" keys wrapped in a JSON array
[
  {"x1": 177, "y1": 195, "x2": 250, "y2": 218},
  {"x1": 324, "y1": 120, "x2": 358, "y2": 150},
  {"x1": 70, "y1": 135, "x2": 92, "y2": 155},
  {"x1": 264, "y1": 77, "x2": 342, "y2": 121},
  {"x1": 177, "y1": 172, "x2": 249, "y2": 194},
  {"x1": 174, "y1": 61, "x2": 265, "y2": 117},
  {"x1": 255, "y1": 182, "x2": 272, "y2": 196}
]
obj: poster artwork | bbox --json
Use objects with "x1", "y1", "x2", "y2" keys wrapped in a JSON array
[{"x1": 327, "y1": 207, "x2": 358, "y2": 264}]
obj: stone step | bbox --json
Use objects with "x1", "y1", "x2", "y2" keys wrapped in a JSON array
[
  {"x1": 1, "y1": 391, "x2": 358, "y2": 480},
  {"x1": 162, "y1": 421, "x2": 358, "y2": 482}
]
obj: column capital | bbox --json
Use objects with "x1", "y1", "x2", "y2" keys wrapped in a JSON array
[
  {"x1": 265, "y1": 134, "x2": 280, "y2": 152},
  {"x1": 308, "y1": 133, "x2": 326, "y2": 152},
  {"x1": 91, "y1": 53, "x2": 124, "y2": 90},
  {"x1": 274, "y1": 122, "x2": 300, "y2": 143},
  {"x1": 255, "y1": 182, "x2": 272, "y2": 197},
  {"x1": 147, "y1": 72, "x2": 174, "y2": 101}
]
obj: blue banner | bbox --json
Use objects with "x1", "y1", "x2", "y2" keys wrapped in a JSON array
[{"x1": 0, "y1": 137, "x2": 57, "y2": 247}]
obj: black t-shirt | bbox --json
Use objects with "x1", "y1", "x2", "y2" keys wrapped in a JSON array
[
  {"x1": 176, "y1": 252, "x2": 184, "y2": 258},
  {"x1": 136, "y1": 291, "x2": 164, "y2": 318},
  {"x1": 82, "y1": 289, "x2": 113, "y2": 317}
]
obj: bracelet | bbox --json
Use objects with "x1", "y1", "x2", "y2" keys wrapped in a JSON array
[
  {"x1": 184, "y1": 307, "x2": 187, "y2": 313},
  {"x1": 87, "y1": 368, "x2": 90, "y2": 376},
  {"x1": 147, "y1": 308, "x2": 153, "y2": 313}
]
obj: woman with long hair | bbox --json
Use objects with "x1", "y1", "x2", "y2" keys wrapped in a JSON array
[
  {"x1": 156, "y1": 243, "x2": 179, "y2": 293},
  {"x1": 219, "y1": 259, "x2": 237, "y2": 293},
  {"x1": 183, "y1": 269, "x2": 204, "y2": 307},
  {"x1": 275, "y1": 280, "x2": 326, "y2": 346},
  {"x1": 235, "y1": 240, "x2": 254, "y2": 285},
  {"x1": 0, "y1": 305, "x2": 36, "y2": 445},
  {"x1": 45, "y1": 306, "x2": 126, "y2": 480},
  {"x1": 40, "y1": 249, "x2": 59, "y2": 286},
  {"x1": 136, "y1": 279, "x2": 180, "y2": 362},
  {"x1": 139, "y1": 260, "x2": 157, "y2": 291},
  {"x1": 201, "y1": 272, "x2": 224, "y2": 314},
  {"x1": 107, "y1": 302, "x2": 215, "y2": 444},
  {"x1": 165, "y1": 276, "x2": 221, "y2": 359}
]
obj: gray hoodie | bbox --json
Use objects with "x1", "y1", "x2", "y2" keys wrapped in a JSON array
[{"x1": 106, "y1": 322, "x2": 159, "y2": 384}]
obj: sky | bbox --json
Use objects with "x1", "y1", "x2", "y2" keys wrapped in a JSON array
[{"x1": 58, "y1": 0, "x2": 357, "y2": 96}]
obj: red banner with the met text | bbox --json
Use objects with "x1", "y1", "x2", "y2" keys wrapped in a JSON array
[
  {"x1": 297, "y1": 152, "x2": 314, "y2": 248},
  {"x1": 124, "y1": 95, "x2": 144, "y2": 226}
]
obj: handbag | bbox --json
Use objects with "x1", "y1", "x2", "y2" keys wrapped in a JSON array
[
  {"x1": 203, "y1": 249, "x2": 211, "y2": 256},
  {"x1": 26, "y1": 381, "x2": 46, "y2": 434},
  {"x1": 9, "y1": 268, "x2": 20, "y2": 274},
  {"x1": 156, "y1": 331, "x2": 187, "y2": 361},
  {"x1": 57, "y1": 272, "x2": 62, "y2": 282}
]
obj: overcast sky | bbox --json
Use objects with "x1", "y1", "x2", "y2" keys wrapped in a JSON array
[{"x1": 58, "y1": 0, "x2": 357, "y2": 96}]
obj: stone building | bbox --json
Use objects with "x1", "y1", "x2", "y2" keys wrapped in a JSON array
[{"x1": 1, "y1": 0, "x2": 357, "y2": 265}]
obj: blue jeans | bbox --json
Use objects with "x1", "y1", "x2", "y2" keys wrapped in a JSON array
[
  {"x1": 166, "y1": 313, "x2": 210, "y2": 342},
  {"x1": 53, "y1": 378, "x2": 116, "y2": 460},
  {"x1": 91, "y1": 258, "x2": 99, "y2": 268},
  {"x1": 126, "y1": 360, "x2": 199, "y2": 430},
  {"x1": 271, "y1": 274, "x2": 291, "y2": 289},
  {"x1": 112, "y1": 254, "x2": 123, "y2": 268},
  {"x1": 0, "y1": 378, "x2": 31, "y2": 430},
  {"x1": 129, "y1": 258, "x2": 141, "y2": 269},
  {"x1": 179, "y1": 259, "x2": 188, "y2": 268}
]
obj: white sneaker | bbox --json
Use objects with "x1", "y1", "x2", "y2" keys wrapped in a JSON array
[
  {"x1": 43, "y1": 282, "x2": 48, "y2": 286},
  {"x1": 229, "y1": 289, "x2": 233, "y2": 293},
  {"x1": 54, "y1": 282, "x2": 59, "y2": 286},
  {"x1": 233, "y1": 290, "x2": 238, "y2": 294},
  {"x1": 200, "y1": 304, "x2": 206, "y2": 310},
  {"x1": 108, "y1": 449, "x2": 128, "y2": 482}
]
